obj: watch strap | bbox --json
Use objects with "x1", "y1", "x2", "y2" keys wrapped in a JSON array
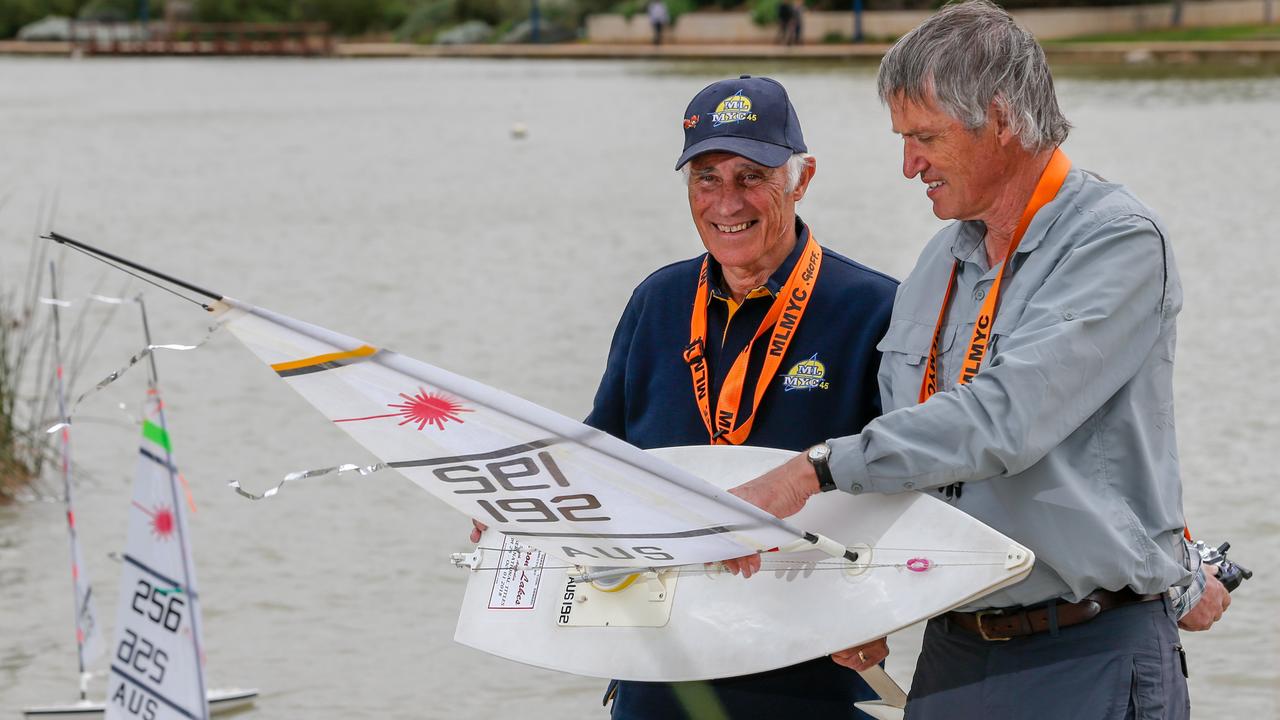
[{"x1": 809, "y1": 444, "x2": 837, "y2": 492}]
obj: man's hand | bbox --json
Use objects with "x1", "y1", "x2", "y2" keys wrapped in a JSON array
[
  {"x1": 831, "y1": 637, "x2": 890, "y2": 672},
  {"x1": 469, "y1": 519, "x2": 487, "y2": 544},
  {"x1": 728, "y1": 452, "x2": 822, "y2": 519},
  {"x1": 719, "y1": 453, "x2": 823, "y2": 578},
  {"x1": 1178, "y1": 564, "x2": 1231, "y2": 631}
]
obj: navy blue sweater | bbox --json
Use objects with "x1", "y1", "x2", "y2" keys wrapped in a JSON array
[{"x1": 587, "y1": 221, "x2": 897, "y2": 453}]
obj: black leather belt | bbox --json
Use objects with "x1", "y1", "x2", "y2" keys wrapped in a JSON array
[{"x1": 947, "y1": 588, "x2": 1163, "y2": 641}]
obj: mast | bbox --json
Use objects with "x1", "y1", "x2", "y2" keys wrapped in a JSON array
[
  {"x1": 50, "y1": 261, "x2": 100, "y2": 699},
  {"x1": 137, "y1": 297, "x2": 210, "y2": 719}
]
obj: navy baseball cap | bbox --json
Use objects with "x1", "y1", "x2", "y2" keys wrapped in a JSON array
[{"x1": 675, "y1": 75, "x2": 807, "y2": 170}]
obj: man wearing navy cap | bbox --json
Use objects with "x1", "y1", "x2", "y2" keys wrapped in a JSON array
[{"x1": 585, "y1": 75, "x2": 898, "y2": 718}]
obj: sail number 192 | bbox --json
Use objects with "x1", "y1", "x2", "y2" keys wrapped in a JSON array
[{"x1": 432, "y1": 451, "x2": 611, "y2": 524}]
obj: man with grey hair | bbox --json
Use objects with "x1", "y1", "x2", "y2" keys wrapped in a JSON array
[{"x1": 722, "y1": 2, "x2": 1229, "y2": 717}]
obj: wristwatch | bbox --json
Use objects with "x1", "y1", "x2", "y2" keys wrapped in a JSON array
[{"x1": 806, "y1": 442, "x2": 837, "y2": 493}]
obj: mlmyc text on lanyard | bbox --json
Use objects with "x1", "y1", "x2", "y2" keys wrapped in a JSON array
[
  {"x1": 684, "y1": 235, "x2": 822, "y2": 445},
  {"x1": 918, "y1": 149, "x2": 1072, "y2": 404}
]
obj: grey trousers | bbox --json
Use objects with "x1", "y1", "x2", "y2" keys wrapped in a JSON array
[{"x1": 905, "y1": 596, "x2": 1190, "y2": 720}]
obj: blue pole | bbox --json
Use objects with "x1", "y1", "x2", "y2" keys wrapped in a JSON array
[
  {"x1": 531, "y1": 0, "x2": 541, "y2": 43},
  {"x1": 852, "y1": 0, "x2": 863, "y2": 42}
]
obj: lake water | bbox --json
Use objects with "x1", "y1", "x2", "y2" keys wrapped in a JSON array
[{"x1": 1, "y1": 57, "x2": 1277, "y2": 717}]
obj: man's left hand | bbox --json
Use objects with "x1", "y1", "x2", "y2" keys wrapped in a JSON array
[
  {"x1": 1178, "y1": 564, "x2": 1231, "y2": 631},
  {"x1": 831, "y1": 637, "x2": 890, "y2": 672},
  {"x1": 719, "y1": 453, "x2": 823, "y2": 578}
]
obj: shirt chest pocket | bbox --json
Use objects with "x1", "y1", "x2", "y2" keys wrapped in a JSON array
[
  {"x1": 986, "y1": 296, "x2": 1030, "y2": 360},
  {"x1": 876, "y1": 320, "x2": 959, "y2": 367}
]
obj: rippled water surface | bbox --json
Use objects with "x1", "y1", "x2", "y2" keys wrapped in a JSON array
[{"x1": 1, "y1": 57, "x2": 1278, "y2": 717}]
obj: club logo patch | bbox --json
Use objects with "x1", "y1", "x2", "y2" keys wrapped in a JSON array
[
  {"x1": 780, "y1": 354, "x2": 829, "y2": 391},
  {"x1": 711, "y1": 91, "x2": 758, "y2": 127}
]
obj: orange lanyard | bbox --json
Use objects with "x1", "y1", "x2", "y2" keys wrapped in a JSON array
[
  {"x1": 919, "y1": 149, "x2": 1072, "y2": 403},
  {"x1": 684, "y1": 235, "x2": 822, "y2": 445}
]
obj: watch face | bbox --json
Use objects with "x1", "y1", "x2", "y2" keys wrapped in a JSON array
[{"x1": 808, "y1": 444, "x2": 829, "y2": 462}]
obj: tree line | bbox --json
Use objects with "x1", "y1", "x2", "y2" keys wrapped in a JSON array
[{"x1": 2, "y1": 0, "x2": 1171, "y2": 42}]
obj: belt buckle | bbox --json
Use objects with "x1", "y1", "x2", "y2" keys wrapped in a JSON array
[{"x1": 974, "y1": 609, "x2": 1012, "y2": 642}]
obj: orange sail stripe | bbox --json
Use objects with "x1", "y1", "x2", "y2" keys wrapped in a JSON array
[{"x1": 270, "y1": 344, "x2": 378, "y2": 373}]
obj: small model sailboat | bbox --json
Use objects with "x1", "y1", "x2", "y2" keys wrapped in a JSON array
[
  {"x1": 25, "y1": 295, "x2": 257, "y2": 719},
  {"x1": 39, "y1": 263, "x2": 107, "y2": 709}
]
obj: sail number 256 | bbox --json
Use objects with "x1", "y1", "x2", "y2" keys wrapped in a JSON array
[
  {"x1": 131, "y1": 579, "x2": 184, "y2": 633},
  {"x1": 432, "y1": 451, "x2": 611, "y2": 524}
]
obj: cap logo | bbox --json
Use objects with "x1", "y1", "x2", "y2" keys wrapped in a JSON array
[
  {"x1": 683, "y1": 114, "x2": 700, "y2": 130},
  {"x1": 711, "y1": 91, "x2": 758, "y2": 127}
]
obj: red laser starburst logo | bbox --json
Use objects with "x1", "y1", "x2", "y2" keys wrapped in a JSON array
[
  {"x1": 133, "y1": 502, "x2": 176, "y2": 541},
  {"x1": 334, "y1": 389, "x2": 472, "y2": 431}
]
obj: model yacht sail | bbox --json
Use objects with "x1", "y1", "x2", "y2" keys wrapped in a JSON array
[{"x1": 103, "y1": 298, "x2": 208, "y2": 720}]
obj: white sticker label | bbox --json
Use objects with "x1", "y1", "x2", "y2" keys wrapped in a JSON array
[{"x1": 487, "y1": 535, "x2": 546, "y2": 610}]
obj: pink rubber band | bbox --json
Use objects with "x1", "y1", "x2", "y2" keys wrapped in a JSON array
[{"x1": 906, "y1": 557, "x2": 932, "y2": 572}]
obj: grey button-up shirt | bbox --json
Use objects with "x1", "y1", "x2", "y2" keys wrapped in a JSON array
[{"x1": 828, "y1": 166, "x2": 1190, "y2": 608}]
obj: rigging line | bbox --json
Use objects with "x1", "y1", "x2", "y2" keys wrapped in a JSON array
[
  {"x1": 47, "y1": 232, "x2": 224, "y2": 304},
  {"x1": 471, "y1": 545, "x2": 1007, "y2": 557},
  {"x1": 65, "y1": 277, "x2": 125, "y2": 392},
  {"x1": 50, "y1": 238, "x2": 212, "y2": 312},
  {"x1": 464, "y1": 550, "x2": 1011, "y2": 569},
  {"x1": 457, "y1": 561, "x2": 1012, "y2": 574},
  {"x1": 44, "y1": 332, "x2": 215, "y2": 431},
  {"x1": 849, "y1": 547, "x2": 1008, "y2": 554}
]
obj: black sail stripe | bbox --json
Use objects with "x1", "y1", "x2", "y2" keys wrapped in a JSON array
[
  {"x1": 122, "y1": 553, "x2": 196, "y2": 598},
  {"x1": 502, "y1": 525, "x2": 752, "y2": 539},
  {"x1": 109, "y1": 665, "x2": 201, "y2": 720},
  {"x1": 389, "y1": 438, "x2": 561, "y2": 468},
  {"x1": 139, "y1": 447, "x2": 177, "y2": 472},
  {"x1": 275, "y1": 355, "x2": 373, "y2": 378}
]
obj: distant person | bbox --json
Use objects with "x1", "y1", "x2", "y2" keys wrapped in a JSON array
[
  {"x1": 722, "y1": 2, "x2": 1232, "y2": 717},
  {"x1": 647, "y1": 0, "x2": 669, "y2": 46},
  {"x1": 776, "y1": 0, "x2": 794, "y2": 45},
  {"x1": 788, "y1": 0, "x2": 804, "y2": 45},
  {"x1": 588, "y1": 73, "x2": 896, "y2": 719}
]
